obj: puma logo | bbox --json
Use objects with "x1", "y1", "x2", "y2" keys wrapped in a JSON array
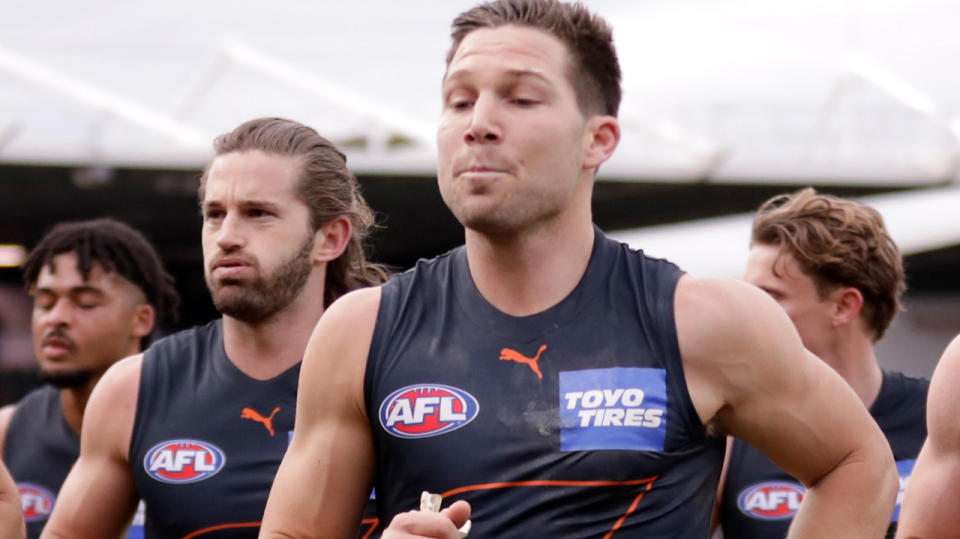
[
  {"x1": 241, "y1": 406, "x2": 280, "y2": 437},
  {"x1": 499, "y1": 344, "x2": 547, "y2": 380}
]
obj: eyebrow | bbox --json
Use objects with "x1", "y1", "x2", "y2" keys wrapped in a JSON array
[
  {"x1": 444, "y1": 67, "x2": 552, "y2": 86},
  {"x1": 202, "y1": 199, "x2": 282, "y2": 211},
  {"x1": 32, "y1": 285, "x2": 105, "y2": 297}
]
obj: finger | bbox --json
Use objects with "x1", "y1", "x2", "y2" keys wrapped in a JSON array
[
  {"x1": 440, "y1": 500, "x2": 472, "y2": 529},
  {"x1": 385, "y1": 509, "x2": 463, "y2": 538}
]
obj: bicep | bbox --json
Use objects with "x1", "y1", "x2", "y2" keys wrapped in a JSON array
[
  {"x1": 897, "y1": 336, "x2": 960, "y2": 536},
  {"x1": 261, "y1": 287, "x2": 380, "y2": 538},
  {"x1": 42, "y1": 356, "x2": 141, "y2": 539},
  {"x1": 680, "y1": 277, "x2": 884, "y2": 487}
]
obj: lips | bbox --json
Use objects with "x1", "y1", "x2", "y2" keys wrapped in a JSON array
[
  {"x1": 458, "y1": 165, "x2": 504, "y2": 176},
  {"x1": 212, "y1": 256, "x2": 252, "y2": 270},
  {"x1": 40, "y1": 334, "x2": 75, "y2": 358}
]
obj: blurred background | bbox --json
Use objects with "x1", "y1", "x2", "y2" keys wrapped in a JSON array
[{"x1": 1, "y1": 0, "x2": 958, "y2": 403}]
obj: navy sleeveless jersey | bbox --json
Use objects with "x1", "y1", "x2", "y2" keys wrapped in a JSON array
[
  {"x1": 3, "y1": 386, "x2": 147, "y2": 538},
  {"x1": 366, "y1": 227, "x2": 725, "y2": 537},
  {"x1": 3, "y1": 386, "x2": 77, "y2": 538},
  {"x1": 721, "y1": 370, "x2": 929, "y2": 539},
  {"x1": 129, "y1": 320, "x2": 300, "y2": 538}
]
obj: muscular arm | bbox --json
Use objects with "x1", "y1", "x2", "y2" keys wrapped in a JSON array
[
  {"x1": 0, "y1": 405, "x2": 14, "y2": 457},
  {"x1": 260, "y1": 287, "x2": 381, "y2": 538},
  {"x1": 679, "y1": 276, "x2": 897, "y2": 538},
  {"x1": 40, "y1": 355, "x2": 142, "y2": 539},
  {"x1": 0, "y1": 458, "x2": 24, "y2": 539},
  {"x1": 895, "y1": 335, "x2": 960, "y2": 539}
]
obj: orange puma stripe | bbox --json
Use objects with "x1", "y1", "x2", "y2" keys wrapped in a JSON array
[
  {"x1": 499, "y1": 344, "x2": 547, "y2": 379},
  {"x1": 240, "y1": 406, "x2": 280, "y2": 437}
]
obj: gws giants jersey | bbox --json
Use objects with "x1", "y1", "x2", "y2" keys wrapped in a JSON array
[
  {"x1": 366, "y1": 227, "x2": 725, "y2": 537},
  {"x1": 721, "y1": 370, "x2": 929, "y2": 539},
  {"x1": 3, "y1": 386, "x2": 77, "y2": 538},
  {"x1": 129, "y1": 320, "x2": 299, "y2": 538},
  {"x1": 4, "y1": 386, "x2": 146, "y2": 539}
]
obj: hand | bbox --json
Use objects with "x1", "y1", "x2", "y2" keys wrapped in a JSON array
[{"x1": 382, "y1": 500, "x2": 472, "y2": 539}]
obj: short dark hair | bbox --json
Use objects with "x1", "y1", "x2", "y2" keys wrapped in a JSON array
[
  {"x1": 448, "y1": 0, "x2": 621, "y2": 117},
  {"x1": 199, "y1": 117, "x2": 389, "y2": 307},
  {"x1": 752, "y1": 188, "x2": 906, "y2": 341},
  {"x1": 22, "y1": 218, "x2": 180, "y2": 347}
]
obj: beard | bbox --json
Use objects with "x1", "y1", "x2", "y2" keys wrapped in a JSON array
[
  {"x1": 39, "y1": 367, "x2": 96, "y2": 389},
  {"x1": 205, "y1": 235, "x2": 314, "y2": 324}
]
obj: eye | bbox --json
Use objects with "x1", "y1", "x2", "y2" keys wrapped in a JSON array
[
  {"x1": 511, "y1": 97, "x2": 538, "y2": 106},
  {"x1": 204, "y1": 208, "x2": 225, "y2": 221},
  {"x1": 244, "y1": 208, "x2": 273, "y2": 219}
]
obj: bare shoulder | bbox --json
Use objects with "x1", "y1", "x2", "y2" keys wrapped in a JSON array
[
  {"x1": 927, "y1": 335, "x2": 960, "y2": 447},
  {"x1": 675, "y1": 275, "x2": 796, "y2": 362},
  {"x1": 81, "y1": 353, "x2": 144, "y2": 458},
  {"x1": 302, "y1": 285, "x2": 383, "y2": 403},
  {"x1": 325, "y1": 284, "x2": 383, "y2": 324},
  {"x1": 0, "y1": 403, "x2": 14, "y2": 454},
  {"x1": 675, "y1": 275, "x2": 807, "y2": 424}
]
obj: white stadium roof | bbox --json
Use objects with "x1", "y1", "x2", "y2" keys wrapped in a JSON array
[{"x1": 2, "y1": 0, "x2": 960, "y2": 184}]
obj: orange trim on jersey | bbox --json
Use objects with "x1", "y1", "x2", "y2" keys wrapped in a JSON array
[
  {"x1": 359, "y1": 517, "x2": 380, "y2": 539},
  {"x1": 440, "y1": 476, "x2": 658, "y2": 539},
  {"x1": 181, "y1": 521, "x2": 260, "y2": 538}
]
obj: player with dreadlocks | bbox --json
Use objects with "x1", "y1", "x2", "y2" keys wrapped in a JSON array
[{"x1": 0, "y1": 218, "x2": 179, "y2": 538}]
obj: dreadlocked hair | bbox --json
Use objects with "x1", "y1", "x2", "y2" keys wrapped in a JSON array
[{"x1": 22, "y1": 217, "x2": 180, "y2": 347}]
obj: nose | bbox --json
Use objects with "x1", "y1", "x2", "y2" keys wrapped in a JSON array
[
  {"x1": 41, "y1": 297, "x2": 73, "y2": 328},
  {"x1": 465, "y1": 94, "x2": 501, "y2": 144},
  {"x1": 216, "y1": 211, "x2": 245, "y2": 252}
]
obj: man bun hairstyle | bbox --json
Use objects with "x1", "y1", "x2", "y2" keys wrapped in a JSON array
[{"x1": 200, "y1": 117, "x2": 389, "y2": 307}]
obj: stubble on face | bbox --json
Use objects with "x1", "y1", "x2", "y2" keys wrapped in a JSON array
[
  {"x1": 206, "y1": 233, "x2": 315, "y2": 324},
  {"x1": 437, "y1": 26, "x2": 588, "y2": 239}
]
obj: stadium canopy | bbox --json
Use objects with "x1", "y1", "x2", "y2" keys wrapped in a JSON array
[
  {"x1": 2, "y1": 0, "x2": 960, "y2": 185},
  {"x1": 609, "y1": 185, "x2": 960, "y2": 276}
]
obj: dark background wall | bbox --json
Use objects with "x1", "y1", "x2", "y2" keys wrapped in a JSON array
[{"x1": 1, "y1": 164, "x2": 957, "y2": 403}]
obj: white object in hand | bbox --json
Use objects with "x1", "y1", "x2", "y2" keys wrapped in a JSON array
[{"x1": 419, "y1": 491, "x2": 471, "y2": 538}]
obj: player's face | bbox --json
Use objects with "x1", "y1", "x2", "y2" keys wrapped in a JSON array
[
  {"x1": 743, "y1": 244, "x2": 837, "y2": 359},
  {"x1": 201, "y1": 150, "x2": 318, "y2": 323},
  {"x1": 437, "y1": 25, "x2": 591, "y2": 236},
  {"x1": 30, "y1": 252, "x2": 150, "y2": 388}
]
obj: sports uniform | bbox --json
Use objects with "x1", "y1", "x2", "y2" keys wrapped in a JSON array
[
  {"x1": 720, "y1": 370, "x2": 928, "y2": 539},
  {"x1": 4, "y1": 386, "x2": 75, "y2": 538},
  {"x1": 128, "y1": 320, "x2": 379, "y2": 538},
  {"x1": 4, "y1": 386, "x2": 145, "y2": 539},
  {"x1": 128, "y1": 320, "x2": 297, "y2": 538},
  {"x1": 366, "y1": 227, "x2": 725, "y2": 536}
]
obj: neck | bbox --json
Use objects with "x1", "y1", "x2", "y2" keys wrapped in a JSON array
[
  {"x1": 60, "y1": 381, "x2": 97, "y2": 435},
  {"x1": 815, "y1": 329, "x2": 883, "y2": 408},
  {"x1": 465, "y1": 207, "x2": 595, "y2": 317},
  {"x1": 221, "y1": 276, "x2": 326, "y2": 380},
  {"x1": 60, "y1": 339, "x2": 142, "y2": 435}
]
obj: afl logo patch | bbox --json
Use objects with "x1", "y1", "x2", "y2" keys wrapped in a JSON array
[
  {"x1": 17, "y1": 483, "x2": 55, "y2": 521},
  {"x1": 144, "y1": 439, "x2": 226, "y2": 484},
  {"x1": 379, "y1": 384, "x2": 479, "y2": 439},
  {"x1": 737, "y1": 482, "x2": 805, "y2": 520}
]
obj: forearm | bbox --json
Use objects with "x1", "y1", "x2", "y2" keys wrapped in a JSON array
[
  {"x1": 0, "y1": 495, "x2": 24, "y2": 539},
  {"x1": 788, "y1": 447, "x2": 897, "y2": 538}
]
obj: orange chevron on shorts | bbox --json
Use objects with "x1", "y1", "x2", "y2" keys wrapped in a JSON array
[
  {"x1": 440, "y1": 476, "x2": 659, "y2": 539},
  {"x1": 499, "y1": 344, "x2": 547, "y2": 379},
  {"x1": 241, "y1": 406, "x2": 280, "y2": 437}
]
